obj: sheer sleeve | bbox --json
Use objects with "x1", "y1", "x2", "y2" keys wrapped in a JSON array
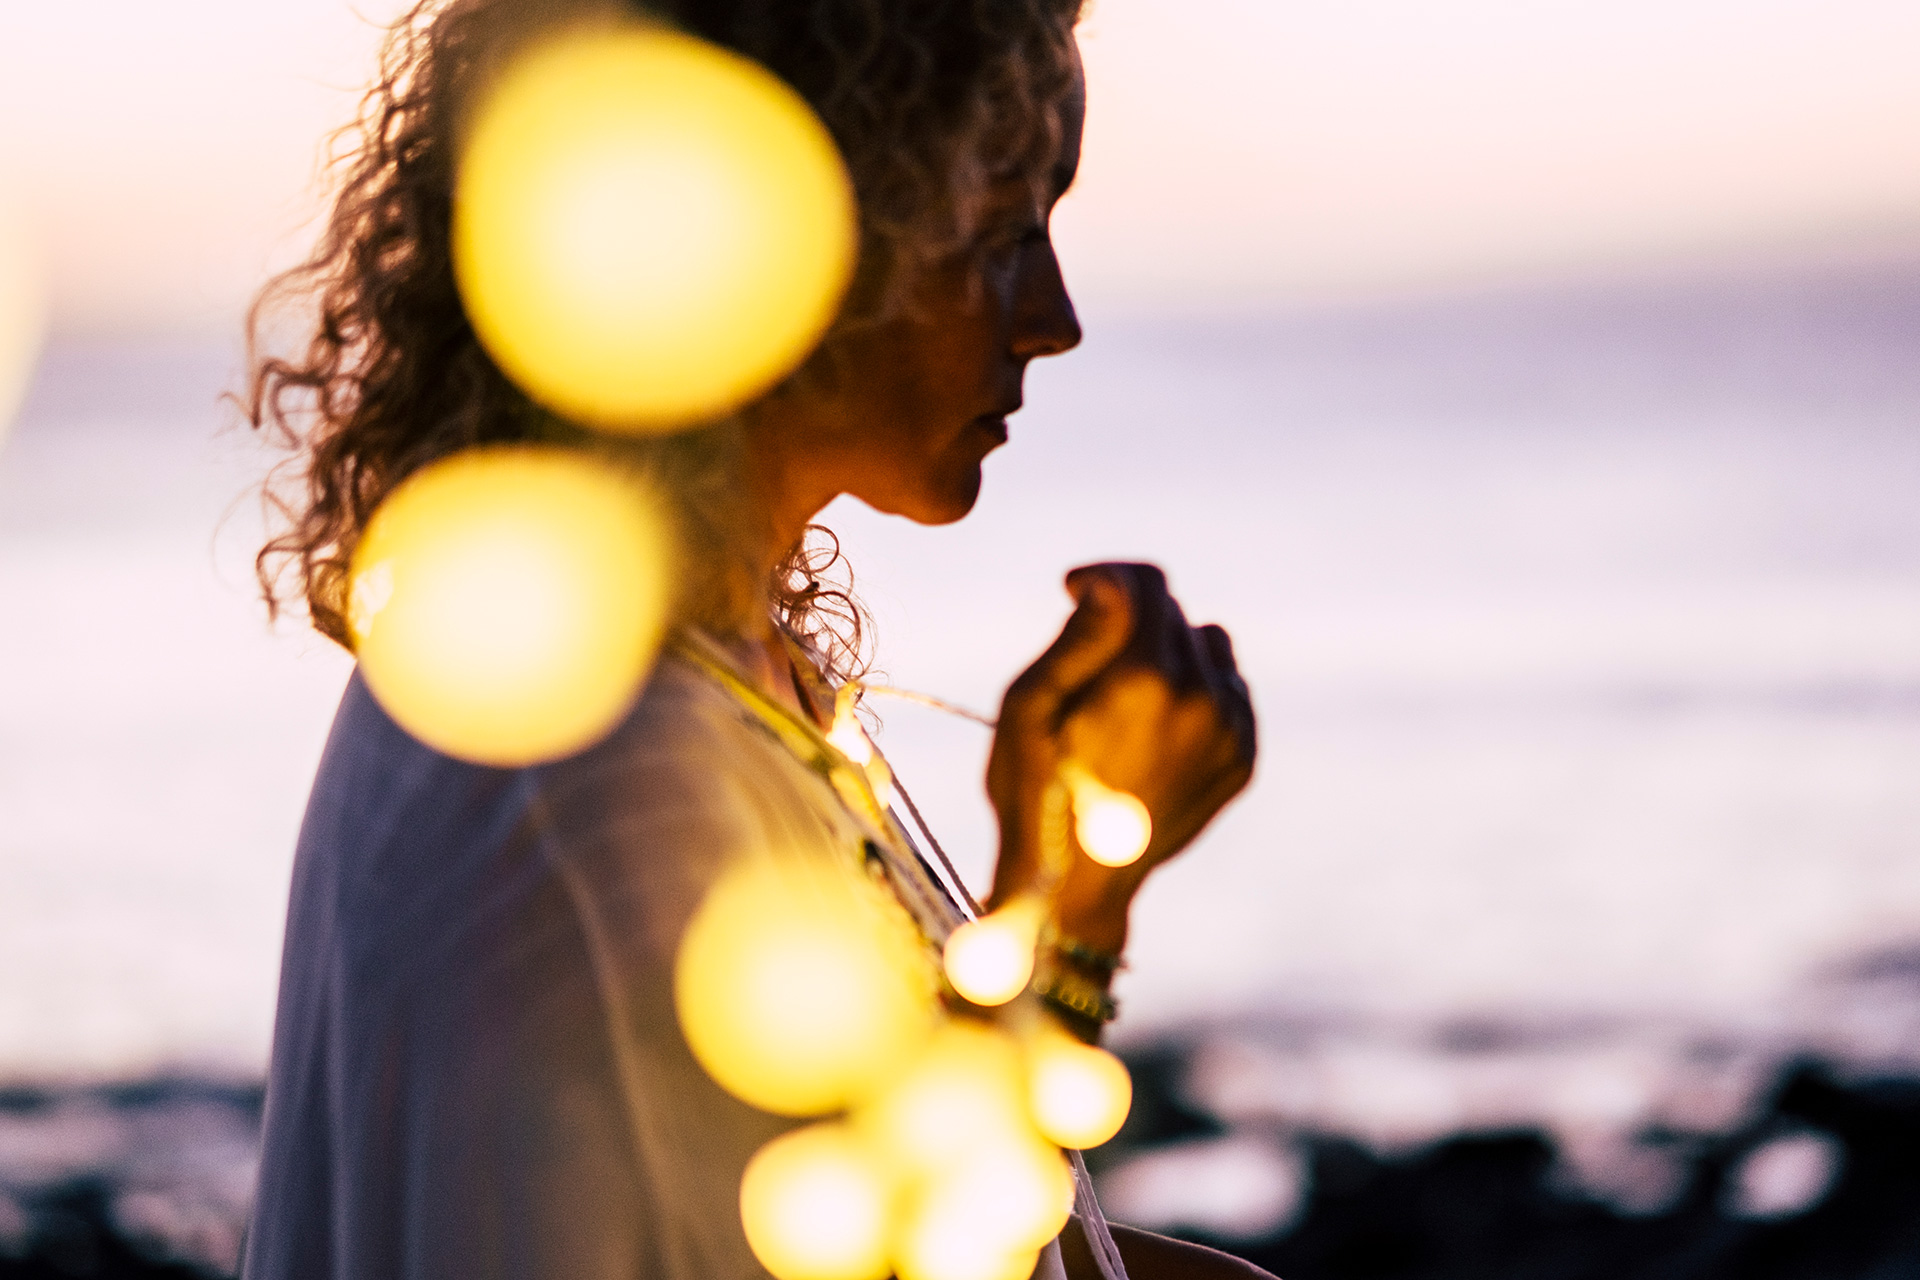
[
  {"x1": 244, "y1": 659, "x2": 863, "y2": 1280},
  {"x1": 525, "y1": 658, "x2": 875, "y2": 1278}
]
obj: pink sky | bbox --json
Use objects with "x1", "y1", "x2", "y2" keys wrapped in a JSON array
[{"x1": 1, "y1": 0, "x2": 1918, "y2": 333}]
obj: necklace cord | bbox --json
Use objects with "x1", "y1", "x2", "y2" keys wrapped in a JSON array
[
  {"x1": 678, "y1": 630, "x2": 1131, "y2": 1279},
  {"x1": 888, "y1": 771, "x2": 984, "y2": 920}
]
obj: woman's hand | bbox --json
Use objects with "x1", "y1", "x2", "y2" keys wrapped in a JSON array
[{"x1": 985, "y1": 564, "x2": 1257, "y2": 954}]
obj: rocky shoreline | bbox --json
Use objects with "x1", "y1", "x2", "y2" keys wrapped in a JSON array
[{"x1": 6, "y1": 1043, "x2": 1920, "y2": 1280}]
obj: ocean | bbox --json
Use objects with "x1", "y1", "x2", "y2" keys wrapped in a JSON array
[{"x1": 2, "y1": 249, "x2": 1918, "y2": 1270}]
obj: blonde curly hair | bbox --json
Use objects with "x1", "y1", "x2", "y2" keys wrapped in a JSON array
[{"x1": 247, "y1": 0, "x2": 1084, "y2": 676}]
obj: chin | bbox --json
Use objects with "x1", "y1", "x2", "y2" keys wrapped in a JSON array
[
  {"x1": 920, "y1": 466, "x2": 986, "y2": 524},
  {"x1": 867, "y1": 467, "x2": 983, "y2": 526}
]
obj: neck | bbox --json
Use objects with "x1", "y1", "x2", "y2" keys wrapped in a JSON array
[
  {"x1": 717, "y1": 414, "x2": 840, "y2": 711},
  {"x1": 743, "y1": 413, "x2": 841, "y2": 590}
]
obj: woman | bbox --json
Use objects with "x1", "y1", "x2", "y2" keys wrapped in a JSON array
[{"x1": 242, "y1": 0, "x2": 1262, "y2": 1277}]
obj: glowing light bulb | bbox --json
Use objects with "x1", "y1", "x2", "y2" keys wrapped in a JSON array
[
  {"x1": 856, "y1": 1021, "x2": 1034, "y2": 1179},
  {"x1": 347, "y1": 446, "x2": 669, "y2": 765},
  {"x1": 0, "y1": 201, "x2": 46, "y2": 441},
  {"x1": 825, "y1": 693, "x2": 873, "y2": 767},
  {"x1": 825, "y1": 689, "x2": 892, "y2": 805},
  {"x1": 453, "y1": 25, "x2": 856, "y2": 431},
  {"x1": 892, "y1": 1138, "x2": 1071, "y2": 1280},
  {"x1": 1025, "y1": 1027, "x2": 1132, "y2": 1150},
  {"x1": 676, "y1": 858, "x2": 937, "y2": 1116},
  {"x1": 943, "y1": 899, "x2": 1043, "y2": 1007},
  {"x1": 942, "y1": 1138, "x2": 1076, "y2": 1253},
  {"x1": 1061, "y1": 762, "x2": 1152, "y2": 868},
  {"x1": 892, "y1": 1193, "x2": 1041, "y2": 1280},
  {"x1": 859, "y1": 1022, "x2": 1074, "y2": 1274},
  {"x1": 740, "y1": 1123, "x2": 893, "y2": 1280}
]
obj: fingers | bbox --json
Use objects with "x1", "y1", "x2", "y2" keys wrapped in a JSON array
[
  {"x1": 1064, "y1": 562, "x2": 1163, "y2": 597},
  {"x1": 1196, "y1": 623, "x2": 1234, "y2": 672},
  {"x1": 1068, "y1": 562, "x2": 1211, "y2": 697},
  {"x1": 1196, "y1": 623, "x2": 1257, "y2": 766},
  {"x1": 1003, "y1": 567, "x2": 1135, "y2": 727},
  {"x1": 1012, "y1": 563, "x2": 1257, "y2": 783},
  {"x1": 995, "y1": 565, "x2": 1258, "y2": 898}
]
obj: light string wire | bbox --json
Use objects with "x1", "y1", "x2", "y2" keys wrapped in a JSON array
[
  {"x1": 679, "y1": 633, "x2": 1131, "y2": 1280},
  {"x1": 889, "y1": 770, "x2": 985, "y2": 919},
  {"x1": 848, "y1": 677, "x2": 1129, "y2": 1280},
  {"x1": 860, "y1": 683, "x2": 999, "y2": 728}
]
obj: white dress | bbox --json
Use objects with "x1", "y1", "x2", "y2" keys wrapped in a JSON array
[{"x1": 241, "y1": 645, "x2": 1085, "y2": 1280}]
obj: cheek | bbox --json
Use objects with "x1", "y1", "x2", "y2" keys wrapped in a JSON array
[
  {"x1": 831, "y1": 325, "x2": 946, "y2": 425},
  {"x1": 865, "y1": 345, "x2": 987, "y2": 457}
]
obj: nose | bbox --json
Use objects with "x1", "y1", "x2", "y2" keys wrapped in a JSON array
[{"x1": 1010, "y1": 239, "x2": 1082, "y2": 361}]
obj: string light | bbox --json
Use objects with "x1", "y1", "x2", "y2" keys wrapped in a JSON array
[
  {"x1": 942, "y1": 897, "x2": 1044, "y2": 1007},
  {"x1": 670, "y1": 650, "x2": 1158, "y2": 1270},
  {"x1": 856, "y1": 1021, "x2": 1033, "y2": 1176},
  {"x1": 826, "y1": 686, "x2": 892, "y2": 804},
  {"x1": 891, "y1": 1128, "x2": 1073, "y2": 1280},
  {"x1": 347, "y1": 446, "x2": 670, "y2": 765},
  {"x1": 1061, "y1": 761, "x2": 1153, "y2": 867},
  {"x1": 453, "y1": 24, "x2": 855, "y2": 430},
  {"x1": 676, "y1": 858, "x2": 938, "y2": 1116},
  {"x1": 1025, "y1": 1025, "x2": 1133, "y2": 1150},
  {"x1": 861, "y1": 1022, "x2": 1073, "y2": 1280},
  {"x1": 920, "y1": 1136, "x2": 1075, "y2": 1255},
  {"x1": 740, "y1": 1123, "x2": 894, "y2": 1280},
  {"x1": 892, "y1": 1189, "x2": 1044, "y2": 1280}
]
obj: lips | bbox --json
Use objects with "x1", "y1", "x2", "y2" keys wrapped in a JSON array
[{"x1": 972, "y1": 415, "x2": 1010, "y2": 444}]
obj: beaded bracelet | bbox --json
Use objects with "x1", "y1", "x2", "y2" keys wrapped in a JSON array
[
  {"x1": 1038, "y1": 993, "x2": 1105, "y2": 1043},
  {"x1": 1032, "y1": 966, "x2": 1118, "y2": 1027}
]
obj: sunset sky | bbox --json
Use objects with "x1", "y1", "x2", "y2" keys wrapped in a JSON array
[{"x1": 2, "y1": 0, "x2": 1919, "y2": 333}]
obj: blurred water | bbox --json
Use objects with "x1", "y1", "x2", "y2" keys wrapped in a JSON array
[
  {"x1": 833, "y1": 255, "x2": 1920, "y2": 1037},
  {"x1": 0, "y1": 341, "x2": 352, "y2": 1079},
  {"x1": 1, "y1": 254, "x2": 1917, "y2": 1136}
]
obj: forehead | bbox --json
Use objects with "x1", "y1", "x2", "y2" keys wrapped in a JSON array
[
  {"x1": 1005, "y1": 65, "x2": 1085, "y2": 210},
  {"x1": 1050, "y1": 80, "x2": 1084, "y2": 199},
  {"x1": 966, "y1": 36, "x2": 1086, "y2": 216},
  {"x1": 1052, "y1": 42, "x2": 1086, "y2": 199}
]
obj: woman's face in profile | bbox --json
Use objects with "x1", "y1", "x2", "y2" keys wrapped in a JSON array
[{"x1": 758, "y1": 66, "x2": 1086, "y2": 527}]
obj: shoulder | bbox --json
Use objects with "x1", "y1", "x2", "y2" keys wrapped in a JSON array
[
  {"x1": 529, "y1": 648, "x2": 866, "y2": 963},
  {"x1": 538, "y1": 648, "x2": 843, "y2": 846}
]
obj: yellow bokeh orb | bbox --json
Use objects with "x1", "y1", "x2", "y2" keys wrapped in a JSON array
[
  {"x1": 0, "y1": 201, "x2": 46, "y2": 441},
  {"x1": 892, "y1": 1140, "x2": 1072, "y2": 1280},
  {"x1": 453, "y1": 24, "x2": 856, "y2": 431},
  {"x1": 858, "y1": 1021, "x2": 1037, "y2": 1177},
  {"x1": 348, "y1": 445, "x2": 670, "y2": 766},
  {"x1": 893, "y1": 1205, "x2": 1039, "y2": 1280},
  {"x1": 931, "y1": 1138, "x2": 1076, "y2": 1257},
  {"x1": 943, "y1": 899, "x2": 1043, "y2": 1008},
  {"x1": 1026, "y1": 1029, "x2": 1133, "y2": 1150},
  {"x1": 676, "y1": 858, "x2": 938, "y2": 1117},
  {"x1": 740, "y1": 1123, "x2": 894, "y2": 1280},
  {"x1": 1063, "y1": 763, "x2": 1153, "y2": 868}
]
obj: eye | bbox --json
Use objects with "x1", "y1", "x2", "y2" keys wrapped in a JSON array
[{"x1": 978, "y1": 218, "x2": 1045, "y2": 260}]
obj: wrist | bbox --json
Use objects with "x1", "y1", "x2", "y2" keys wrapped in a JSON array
[
  {"x1": 1050, "y1": 861, "x2": 1141, "y2": 954},
  {"x1": 1031, "y1": 934, "x2": 1124, "y2": 1044}
]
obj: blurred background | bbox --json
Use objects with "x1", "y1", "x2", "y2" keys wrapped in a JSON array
[{"x1": 3, "y1": 1, "x2": 1919, "y2": 1276}]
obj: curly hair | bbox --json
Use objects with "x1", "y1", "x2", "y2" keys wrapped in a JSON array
[{"x1": 248, "y1": 0, "x2": 1084, "y2": 675}]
